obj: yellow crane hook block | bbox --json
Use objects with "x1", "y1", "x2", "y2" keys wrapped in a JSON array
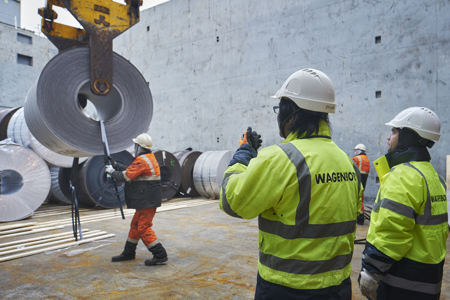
[{"x1": 39, "y1": 0, "x2": 143, "y2": 96}]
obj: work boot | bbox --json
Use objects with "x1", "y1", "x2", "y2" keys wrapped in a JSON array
[
  {"x1": 112, "y1": 241, "x2": 137, "y2": 262},
  {"x1": 356, "y1": 213, "x2": 365, "y2": 225},
  {"x1": 145, "y1": 242, "x2": 168, "y2": 266}
]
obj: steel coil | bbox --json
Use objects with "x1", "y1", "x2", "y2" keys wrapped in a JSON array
[
  {"x1": 193, "y1": 150, "x2": 233, "y2": 199},
  {"x1": 6, "y1": 107, "x2": 88, "y2": 167},
  {"x1": 29, "y1": 132, "x2": 88, "y2": 168},
  {"x1": 24, "y1": 46, "x2": 153, "y2": 157},
  {"x1": 47, "y1": 167, "x2": 71, "y2": 204},
  {"x1": 154, "y1": 150, "x2": 182, "y2": 201},
  {"x1": 7, "y1": 107, "x2": 30, "y2": 148},
  {"x1": 0, "y1": 142, "x2": 51, "y2": 222},
  {"x1": 59, "y1": 151, "x2": 133, "y2": 208},
  {"x1": 0, "y1": 107, "x2": 21, "y2": 141},
  {"x1": 173, "y1": 150, "x2": 202, "y2": 197}
]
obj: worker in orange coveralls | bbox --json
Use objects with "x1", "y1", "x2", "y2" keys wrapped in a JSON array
[
  {"x1": 352, "y1": 144, "x2": 370, "y2": 225},
  {"x1": 105, "y1": 133, "x2": 168, "y2": 266}
]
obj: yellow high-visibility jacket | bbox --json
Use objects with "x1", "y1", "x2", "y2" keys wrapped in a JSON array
[
  {"x1": 363, "y1": 147, "x2": 448, "y2": 298},
  {"x1": 220, "y1": 121, "x2": 362, "y2": 290}
]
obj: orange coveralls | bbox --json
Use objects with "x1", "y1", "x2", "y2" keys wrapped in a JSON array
[
  {"x1": 122, "y1": 154, "x2": 161, "y2": 248},
  {"x1": 352, "y1": 154, "x2": 370, "y2": 212}
]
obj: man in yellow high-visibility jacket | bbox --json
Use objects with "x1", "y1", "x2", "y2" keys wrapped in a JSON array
[
  {"x1": 220, "y1": 69, "x2": 362, "y2": 299},
  {"x1": 359, "y1": 107, "x2": 448, "y2": 300}
]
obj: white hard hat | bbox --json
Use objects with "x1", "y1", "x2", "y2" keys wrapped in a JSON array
[
  {"x1": 354, "y1": 144, "x2": 366, "y2": 151},
  {"x1": 385, "y1": 107, "x2": 440, "y2": 141},
  {"x1": 271, "y1": 68, "x2": 336, "y2": 113},
  {"x1": 132, "y1": 133, "x2": 153, "y2": 149}
]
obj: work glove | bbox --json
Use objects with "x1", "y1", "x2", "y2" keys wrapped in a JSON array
[
  {"x1": 239, "y1": 127, "x2": 263, "y2": 150},
  {"x1": 359, "y1": 268, "x2": 381, "y2": 300},
  {"x1": 104, "y1": 165, "x2": 115, "y2": 175},
  {"x1": 103, "y1": 156, "x2": 116, "y2": 167}
]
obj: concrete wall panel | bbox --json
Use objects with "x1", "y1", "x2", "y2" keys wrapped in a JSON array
[{"x1": 113, "y1": 0, "x2": 450, "y2": 201}]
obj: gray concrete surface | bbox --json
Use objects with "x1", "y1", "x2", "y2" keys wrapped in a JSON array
[
  {"x1": 1, "y1": 199, "x2": 449, "y2": 299},
  {"x1": 0, "y1": 23, "x2": 58, "y2": 108}
]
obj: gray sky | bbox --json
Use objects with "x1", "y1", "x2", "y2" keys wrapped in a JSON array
[{"x1": 20, "y1": 0, "x2": 169, "y2": 35}]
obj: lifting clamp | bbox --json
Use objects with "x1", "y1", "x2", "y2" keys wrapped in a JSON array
[
  {"x1": 38, "y1": 0, "x2": 143, "y2": 96},
  {"x1": 38, "y1": 1, "x2": 143, "y2": 239}
]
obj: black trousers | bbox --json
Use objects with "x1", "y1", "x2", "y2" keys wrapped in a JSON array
[{"x1": 255, "y1": 272, "x2": 352, "y2": 300}]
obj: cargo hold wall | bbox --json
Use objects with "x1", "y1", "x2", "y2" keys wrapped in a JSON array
[{"x1": 112, "y1": 0, "x2": 449, "y2": 200}]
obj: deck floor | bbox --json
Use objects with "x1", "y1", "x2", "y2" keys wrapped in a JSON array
[{"x1": 0, "y1": 198, "x2": 449, "y2": 299}]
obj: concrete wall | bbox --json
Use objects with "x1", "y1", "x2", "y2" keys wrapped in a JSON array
[
  {"x1": 0, "y1": 0, "x2": 20, "y2": 27},
  {"x1": 113, "y1": 0, "x2": 450, "y2": 201},
  {"x1": 0, "y1": 23, "x2": 58, "y2": 108}
]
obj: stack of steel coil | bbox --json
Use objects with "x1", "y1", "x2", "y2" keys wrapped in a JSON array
[
  {"x1": 0, "y1": 142, "x2": 51, "y2": 222},
  {"x1": 173, "y1": 149, "x2": 202, "y2": 198},
  {"x1": 193, "y1": 151, "x2": 233, "y2": 199},
  {"x1": 153, "y1": 150, "x2": 182, "y2": 201},
  {"x1": 0, "y1": 107, "x2": 21, "y2": 141},
  {"x1": 58, "y1": 151, "x2": 134, "y2": 208}
]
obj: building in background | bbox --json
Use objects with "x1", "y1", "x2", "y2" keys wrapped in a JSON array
[
  {"x1": 0, "y1": 0, "x2": 20, "y2": 27},
  {"x1": 0, "y1": 0, "x2": 58, "y2": 109}
]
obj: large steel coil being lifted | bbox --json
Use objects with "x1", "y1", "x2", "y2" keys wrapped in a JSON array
[
  {"x1": 29, "y1": 133, "x2": 88, "y2": 168},
  {"x1": 153, "y1": 150, "x2": 182, "y2": 201},
  {"x1": 24, "y1": 46, "x2": 153, "y2": 157},
  {"x1": 58, "y1": 151, "x2": 133, "y2": 208},
  {"x1": 0, "y1": 107, "x2": 21, "y2": 141},
  {"x1": 193, "y1": 151, "x2": 233, "y2": 199},
  {"x1": 173, "y1": 150, "x2": 202, "y2": 198},
  {"x1": 0, "y1": 142, "x2": 51, "y2": 222}
]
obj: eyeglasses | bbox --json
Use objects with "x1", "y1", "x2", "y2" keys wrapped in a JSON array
[{"x1": 273, "y1": 106, "x2": 279, "y2": 114}]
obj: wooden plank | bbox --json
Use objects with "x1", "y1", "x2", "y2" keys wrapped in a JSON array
[
  {"x1": 37, "y1": 205, "x2": 191, "y2": 228},
  {"x1": 0, "y1": 222, "x2": 38, "y2": 231},
  {"x1": 0, "y1": 226, "x2": 41, "y2": 236},
  {"x1": 0, "y1": 229, "x2": 90, "y2": 248},
  {"x1": 0, "y1": 234, "x2": 116, "y2": 262},
  {"x1": 0, "y1": 226, "x2": 65, "y2": 240},
  {"x1": 36, "y1": 210, "x2": 136, "y2": 227},
  {"x1": 33, "y1": 208, "x2": 92, "y2": 218},
  {"x1": 0, "y1": 231, "x2": 107, "y2": 256},
  {"x1": 0, "y1": 200, "x2": 216, "y2": 235},
  {"x1": 0, "y1": 230, "x2": 97, "y2": 251}
]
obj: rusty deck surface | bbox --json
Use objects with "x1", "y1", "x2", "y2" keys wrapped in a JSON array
[{"x1": 0, "y1": 198, "x2": 449, "y2": 299}]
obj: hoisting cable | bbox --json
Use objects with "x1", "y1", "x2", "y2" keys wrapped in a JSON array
[
  {"x1": 70, "y1": 157, "x2": 83, "y2": 241},
  {"x1": 100, "y1": 120, "x2": 125, "y2": 219}
]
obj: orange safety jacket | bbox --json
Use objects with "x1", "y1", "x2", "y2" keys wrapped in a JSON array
[
  {"x1": 123, "y1": 154, "x2": 161, "y2": 181},
  {"x1": 112, "y1": 153, "x2": 162, "y2": 209},
  {"x1": 352, "y1": 154, "x2": 370, "y2": 175}
]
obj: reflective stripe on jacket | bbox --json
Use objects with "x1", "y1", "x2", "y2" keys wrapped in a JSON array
[
  {"x1": 364, "y1": 147, "x2": 448, "y2": 296},
  {"x1": 352, "y1": 154, "x2": 370, "y2": 175},
  {"x1": 124, "y1": 154, "x2": 161, "y2": 182},
  {"x1": 220, "y1": 121, "x2": 362, "y2": 290}
]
